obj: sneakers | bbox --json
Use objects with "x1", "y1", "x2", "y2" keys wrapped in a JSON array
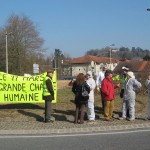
[
  {"x1": 45, "y1": 119, "x2": 54, "y2": 123},
  {"x1": 99, "y1": 114, "x2": 104, "y2": 119},
  {"x1": 88, "y1": 119, "x2": 95, "y2": 122},
  {"x1": 127, "y1": 118, "x2": 135, "y2": 121},
  {"x1": 104, "y1": 118, "x2": 114, "y2": 122},
  {"x1": 119, "y1": 117, "x2": 126, "y2": 120},
  {"x1": 147, "y1": 117, "x2": 150, "y2": 120},
  {"x1": 44, "y1": 117, "x2": 55, "y2": 123}
]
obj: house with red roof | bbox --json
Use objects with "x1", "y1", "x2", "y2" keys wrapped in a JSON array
[
  {"x1": 113, "y1": 60, "x2": 150, "y2": 74},
  {"x1": 62, "y1": 55, "x2": 118, "y2": 77},
  {"x1": 113, "y1": 60, "x2": 150, "y2": 84}
]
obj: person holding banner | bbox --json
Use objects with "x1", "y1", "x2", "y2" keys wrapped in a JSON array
[{"x1": 43, "y1": 70, "x2": 54, "y2": 123}]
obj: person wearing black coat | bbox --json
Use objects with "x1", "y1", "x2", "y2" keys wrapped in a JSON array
[{"x1": 72, "y1": 73, "x2": 90, "y2": 124}]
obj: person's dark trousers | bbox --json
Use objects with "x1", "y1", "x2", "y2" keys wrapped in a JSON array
[
  {"x1": 45, "y1": 100, "x2": 52, "y2": 122},
  {"x1": 127, "y1": 109, "x2": 130, "y2": 117},
  {"x1": 101, "y1": 99, "x2": 105, "y2": 112},
  {"x1": 80, "y1": 104, "x2": 86, "y2": 124},
  {"x1": 100, "y1": 89, "x2": 105, "y2": 113},
  {"x1": 75, "y1": 105, "x2": 79, "y2": 123},
  {"x1": 75, "y1": 104, "x2": 86, "y2": 124}
]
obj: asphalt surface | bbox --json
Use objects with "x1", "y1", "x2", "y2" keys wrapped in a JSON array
[
  {"x1": 0, "y1": 113, "x2": 150, "y2": 135},
  {"x1": 1, "y1": 130, "x2": 150, "y2": 150}
]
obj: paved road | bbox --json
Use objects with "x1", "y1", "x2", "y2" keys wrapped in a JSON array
[{"x1": 1, "y1": 128, "x2": 150, "y2": 150}]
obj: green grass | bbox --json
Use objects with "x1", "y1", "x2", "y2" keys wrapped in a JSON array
[
  {"x1": 57, "y1": 87, "x2": 148, "y2": 114},
  {"x1": 0, "y1": 86, "x2": 148, "y2": 119},
  {"x1": 57, "y1": 87, "x2": 74, "y2": 103}
]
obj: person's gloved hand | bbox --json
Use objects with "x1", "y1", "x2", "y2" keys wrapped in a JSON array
[{"x1": 97, "y1": 86, "x2": 100, "y2": 92}]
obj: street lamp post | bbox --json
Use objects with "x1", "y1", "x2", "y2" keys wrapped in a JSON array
[
  {"x1": 5, "y1": 31, "x2": 12, "y2": 74},
  {"x1": 109, "y1": 44, "x2": 115, "y2": 69},
  {"x1": 5, "y1": 32, "x2": 8, "y2": 74},
  {"x1": 109, "y1": 47, "x2": 111, "y2": 65}
]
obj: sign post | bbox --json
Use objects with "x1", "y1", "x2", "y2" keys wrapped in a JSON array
[{"x1": 33, "y1": 64, "x2": 39, "y2": 74}]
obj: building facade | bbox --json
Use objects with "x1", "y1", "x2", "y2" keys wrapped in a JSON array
[{"x1": 62, "y1": 55, "x2": 118, "y2": 78}]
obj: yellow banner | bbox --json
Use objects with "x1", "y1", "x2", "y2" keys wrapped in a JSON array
[{"x1": 0, "y1": 71, "x2": 57, "y2": 103}]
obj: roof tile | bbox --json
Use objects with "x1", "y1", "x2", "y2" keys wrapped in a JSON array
[{"x1": 70, "y1": 55, "x2": 118, "y2": 64}]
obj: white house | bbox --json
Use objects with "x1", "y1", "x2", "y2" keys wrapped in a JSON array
[{"x1": 62, "y1": 55, "x2": 118, "y2": 77}]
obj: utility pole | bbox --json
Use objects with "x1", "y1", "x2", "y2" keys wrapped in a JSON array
[
  {"x1": 109, "y1": 44, "x2": 115, "y2": 70},
  {"x1": 5, "y1": 31, "x2": 12, "y2": 74},
  {"x1": 5, "y1": 32, "x2": 8, "y2": 73}
]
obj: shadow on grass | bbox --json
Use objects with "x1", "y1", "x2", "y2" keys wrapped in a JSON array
[
  {"x1": 53, "y1": 109, "x2": 75, "y2": 122},
  {"x1": 70, "y1": 99, "x2": 75, "y2": 104},
  {"x1": 135, "y1": 117, "x2": 147, "y2": 121},
  {"x1": 17, "y1": 109, "x2": 69, "y2": 122},
  {"x1": 17, "y1": 107, "x2": 74, "y2": 122},
  {"x1": 52, "y1": 114, "x2": 68, "y2": 121},
  {"x1": 17, "y1": 109, "x2": 44, "y2": 122},
  {"x1": 0, "y1": 103, "x2": 44, "y2": 109},
  {"x1": 94, "y1": 106, "x2": 122, "y2": 119}
]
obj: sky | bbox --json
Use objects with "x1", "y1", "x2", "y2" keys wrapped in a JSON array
[{"x1": 0, "y1": 0, "x2": 150, "y2": 58}]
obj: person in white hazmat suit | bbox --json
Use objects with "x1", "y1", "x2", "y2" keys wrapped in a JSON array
[
  {"x1": 96, "y1": 66, "x2": 107, "y2": 112},
  {"x1": 121, "y1": 71, "x2": 142, "y2": 121},
  {"x1": 86, "y1": 71, "x2": 96, "y2": 121},
  {"x1": 145, "y1": 74, "x2": 150, "y2": 120}
]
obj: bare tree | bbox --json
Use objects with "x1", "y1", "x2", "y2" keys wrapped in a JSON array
[{"x1": 0, "y1": 14, "x2": 45, "y2": 75}]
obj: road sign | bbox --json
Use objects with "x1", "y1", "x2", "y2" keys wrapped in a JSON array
[{"x1": 33, "y1": 64, "x2": 39, "y2": 74}]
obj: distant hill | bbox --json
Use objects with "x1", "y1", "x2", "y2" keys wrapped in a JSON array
[{"x1": 85, "y1": 46, "x2": 150, "y2": 60}]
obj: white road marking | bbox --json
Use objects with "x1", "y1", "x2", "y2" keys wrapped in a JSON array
[{"x1": 0, "y1": 128, "x2": 150, "y2": 138}]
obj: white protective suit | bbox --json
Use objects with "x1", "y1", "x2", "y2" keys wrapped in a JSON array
[
  {"x1": 86, "y1": 71, "x2": 96, "y2": 121},
  {"x1": 96, "y1": 71, "x2": 105, "y2": 88},
  {"x1": 145, "y1": 79, "x2": 150, "y2": 119},
  {"x1": 122, "y1": 76, "x2": 142, "y2": 120}
]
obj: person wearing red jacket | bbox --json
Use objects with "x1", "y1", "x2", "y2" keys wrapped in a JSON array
[{"x1": 101, "y1": 70, "x2": 120, "y2": 121}]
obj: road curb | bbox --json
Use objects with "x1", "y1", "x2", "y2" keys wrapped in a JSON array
[{"x1": 0, "y1": 122, "x2": 150, "y2": 135}]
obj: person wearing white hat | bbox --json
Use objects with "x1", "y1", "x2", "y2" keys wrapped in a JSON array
[
  {"x1": 119, "y1": 66, "x2": 129, "y2": 98},
  {"x1": 86, "y1": 71, "x2": 96, "y2": 121},
  {"x1": 113, "y1": 66, "x2": 129, "y2": 98},
  {"x1": 113, "y1": 66, "x2": 130, "y2": 118},
  {"x1": 120, "y1": 71, "x2": 142, "y2": 121},
  {"x1": 145, "y1": 74, "x2": 150, "y2": 120}
]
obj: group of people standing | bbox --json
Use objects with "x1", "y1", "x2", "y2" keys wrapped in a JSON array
[
  {"x1": 72, "y1": 66, "x2": 143, "y2": 124},
  {"x1": 42, "y1": 67, "x2": 150, "y2": 124}
]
